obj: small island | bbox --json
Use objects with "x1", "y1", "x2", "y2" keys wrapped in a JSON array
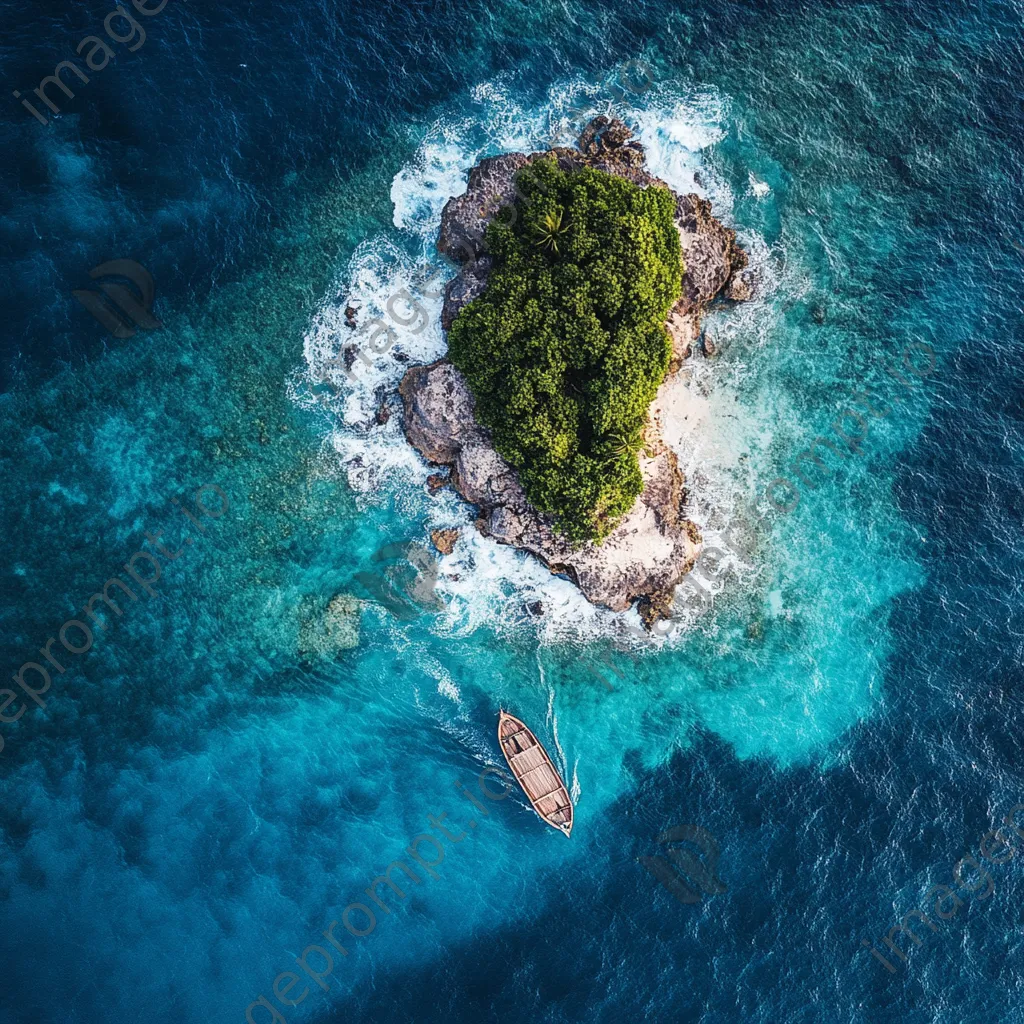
[{"x1": 400, "y1": 116, "x2": 751, "y2": 627}]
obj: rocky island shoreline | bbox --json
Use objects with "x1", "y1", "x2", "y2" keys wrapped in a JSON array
[{"x1": 399, "y1": 116, "x2": 751, "y2": 627}]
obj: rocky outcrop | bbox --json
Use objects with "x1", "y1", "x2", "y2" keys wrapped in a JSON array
[
  {"x1": 402, "y1": 361, "x2": 696, "y2": 613},
  {"x1": 726, "y1": 268, "x2": 757, "y2": 302},
  {"x1": 667, "y1": 307, "x2": 699, "y2": 372},
  {"x1": 674, "y1": 192, "x2": 747, "y2": 315},
  {"x1": 431, "y1": 528, "x2": 460, "y2": 556},
  {"x1": 401, "y1": 116, "x2": 749, "y2": 623},
  {"x1": 437, "y1": 116, "x2": 749, "y2": 332},
  {"x1": 297, "y1": 593, "x2": 361, "y2": 660},
  {"x1": 440, "y1": 257, "x2": 492, "y2": 332},
  {"x1": 438, "y1": 155, "x2": 533, "y2": 263}
]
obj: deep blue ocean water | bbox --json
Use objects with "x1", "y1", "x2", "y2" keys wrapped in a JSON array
[{"x1": 2, "y1": 1, "x2": 1024, "y2": 1021}]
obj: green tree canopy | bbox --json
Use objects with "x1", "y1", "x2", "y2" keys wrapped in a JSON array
[{"x1": 448, "y1": 158, "x2": 684, "y2": 544}]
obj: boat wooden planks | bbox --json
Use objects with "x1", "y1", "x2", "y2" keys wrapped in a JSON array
[{"x1": 497, "y1": 710, "x2": 573, "y2": 837}]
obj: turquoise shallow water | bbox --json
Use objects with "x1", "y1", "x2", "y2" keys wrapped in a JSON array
[{"x1": 1, "y1": 1, "x2": 1024, "y2": 1022}]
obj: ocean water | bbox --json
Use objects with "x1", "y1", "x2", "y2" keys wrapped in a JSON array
[{"x1": 1, "y1": 1, "x2": 1023, "y2": 1022}]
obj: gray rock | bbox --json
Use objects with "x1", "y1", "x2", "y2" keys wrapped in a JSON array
[
  {"x1": 674, "y1": 193, "x2": 748, "y2": 315},
  {"x1": 726, "y1": 269, "x2": 757, "y2": 302},
  {"x1": 400, "y1": 361, "x2": 699, "y2": 614},
  {"x1": 398, "y1": 360, "x2": 483, "y2": 464},
  {"x1": 437, "y1": 154, "x2": 534, "y2": 263},
  {"x1": 441, "y1": 257, "x2": 492, "y2": 332},
  {"x1": 667, "y1": 309, "x2": 699, "y2": 372}
]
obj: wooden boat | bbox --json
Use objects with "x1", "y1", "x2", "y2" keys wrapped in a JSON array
[{"x1": 497, "y1": 710, "x2": 573, "y2": 837}]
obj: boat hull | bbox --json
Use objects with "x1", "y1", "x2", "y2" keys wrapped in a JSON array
[{"x1": 497, "y1": 711, "x2": 573, "y2": 837}]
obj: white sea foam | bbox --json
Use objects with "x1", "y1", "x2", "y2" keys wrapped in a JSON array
[
  {"x1": 634, "y1": 90, "x2": 733, "y2": 212},
  {"x1": 391, "y1": 133, "x2": 474, "y2": 236},
  {"x1": 296, "y1": 73, "x2": 785, "y2": 647},
  {"x1": 437, "y1": 674, "x2": 460, "y2": 703}
]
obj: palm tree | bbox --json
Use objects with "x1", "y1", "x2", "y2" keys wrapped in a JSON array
[
  {"x1": 533, "y1": 207, "x2": 571, "y2": 254},
  {"x1": 596, "y1": 425, "x2": 645, "y2": 465}
]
